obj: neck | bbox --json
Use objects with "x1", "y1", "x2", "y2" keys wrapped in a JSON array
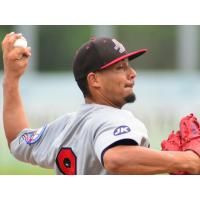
[{"x1": 85, "y1": 91, "x2": 122, "y2": 109}]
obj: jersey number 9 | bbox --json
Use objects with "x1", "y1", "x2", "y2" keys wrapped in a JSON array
[{"x1": 56, "y1": 147, "x2": 77, "y2": 175}]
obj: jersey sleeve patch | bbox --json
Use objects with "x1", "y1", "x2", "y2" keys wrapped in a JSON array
[
  {"x1": 113, "y1": 125, "x2": 131, "y2": 136},
  {"x1": 19, "y1": 125, "x2": 47, "y2": 145}
]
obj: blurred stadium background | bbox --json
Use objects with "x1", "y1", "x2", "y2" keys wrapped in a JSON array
[{"x1": 0, "y1": 25, "x2": 200, "y2": 174}]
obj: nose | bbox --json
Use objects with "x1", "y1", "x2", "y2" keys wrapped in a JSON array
[{"x1": 129, "y1": 67, "x2": 137, "y2": 80}]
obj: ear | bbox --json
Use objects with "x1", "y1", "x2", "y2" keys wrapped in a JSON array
[{"x1": 87, "y1": 72, "x2": 101, "y2": 88}]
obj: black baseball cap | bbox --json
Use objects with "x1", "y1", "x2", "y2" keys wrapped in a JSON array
[{"x1": 73, "y1": 37, "x2": 147, "y2": 81}]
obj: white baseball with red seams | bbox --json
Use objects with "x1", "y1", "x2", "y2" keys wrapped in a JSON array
[{"x1": 13, "y1": 37, "x2": 27, "y2": 48}]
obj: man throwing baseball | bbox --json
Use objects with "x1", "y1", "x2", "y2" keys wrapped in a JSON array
[{"x1": 2, "y1": 32, "x2": 200, "y2": 175}]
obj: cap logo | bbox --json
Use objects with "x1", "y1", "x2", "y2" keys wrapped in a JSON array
[{"x1": 112, "y1": 39, "x2": 125, "y2": 53}]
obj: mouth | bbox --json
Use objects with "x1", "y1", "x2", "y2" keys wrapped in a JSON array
[{"x1": 125, "y1": 83, "x2": 134, "y2": 88}]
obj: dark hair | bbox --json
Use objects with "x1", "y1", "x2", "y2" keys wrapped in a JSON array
[{"x1": 76, "y1": 77, "x2": 91, "y2": 98}]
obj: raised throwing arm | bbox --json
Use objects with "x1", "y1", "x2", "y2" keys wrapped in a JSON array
[{"x1": 2, "y1": 32, "x2": 31, "y2": 146}]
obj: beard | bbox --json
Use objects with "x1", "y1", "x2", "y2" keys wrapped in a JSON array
[{"x1": 124, "y1": 93, "x2": 136, "y2": 103}]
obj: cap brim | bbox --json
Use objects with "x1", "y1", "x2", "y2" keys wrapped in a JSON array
[{"x1": 100, "y1": 49, "x2": 147, "y2": 70}]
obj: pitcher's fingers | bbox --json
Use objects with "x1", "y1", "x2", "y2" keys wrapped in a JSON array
[
  {"x1": 3, "y1": 33, "x2": 23, "y2": 52},
  {"x1": 25, "y1": 47, "x2": 31, "y2": 56},
  {"x1": 7, "y1": 33, "x2": 23, "y2": 48},
  {"x1": 21, "y1": 47, "x2": 31, "y2": 57},
  {"x1": 1, "y1": 32, "x2": 15, "y2": 51},
  {"x1": 9, "y1": 47, "x2": 30, "y2": 61}
]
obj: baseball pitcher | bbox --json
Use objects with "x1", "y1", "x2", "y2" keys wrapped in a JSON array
[{"x1": 2, "y1": 32, "x2": 200, "y2": 175}]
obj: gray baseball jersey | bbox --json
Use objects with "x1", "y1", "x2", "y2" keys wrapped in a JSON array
[{"x1": 10, "y1": 103, "x2": 150, "y2": 175}]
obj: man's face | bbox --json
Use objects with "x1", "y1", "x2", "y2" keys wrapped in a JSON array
[{"x1": 95, "y1": 59, "x2": 136, "y2": 108}]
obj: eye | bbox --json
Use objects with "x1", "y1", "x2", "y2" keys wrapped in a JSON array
[
  {"x1": 116, "y1": 64, "x2": 126, "y2": 71},
  {"x1": 116, "y1": 66, "x2": 123, "y2": 70}
]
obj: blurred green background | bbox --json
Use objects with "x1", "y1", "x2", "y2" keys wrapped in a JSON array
[
  {"x1": 0, "y1": 25, "x2": 182, "y2": 72},
  {"x1": 0, "y1": 25, "x2": 200, "y2": 174}
]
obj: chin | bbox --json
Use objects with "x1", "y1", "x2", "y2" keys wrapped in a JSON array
[{"x1": 124, "y1": 93, "x2": 136, "y2": 103}]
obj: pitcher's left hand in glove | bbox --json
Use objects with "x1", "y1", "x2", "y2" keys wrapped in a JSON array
[{"x1": 161, "y1": 113, "x2": 200, "y2": 175}]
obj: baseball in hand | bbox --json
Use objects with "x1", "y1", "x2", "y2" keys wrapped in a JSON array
[{"x1": 13, "y1": 37, "x2": 27, "y2": 48}]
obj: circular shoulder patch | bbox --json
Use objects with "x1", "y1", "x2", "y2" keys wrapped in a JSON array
[{"x1": 19, "y1": 125, "x2": 47, "y2": 145}]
